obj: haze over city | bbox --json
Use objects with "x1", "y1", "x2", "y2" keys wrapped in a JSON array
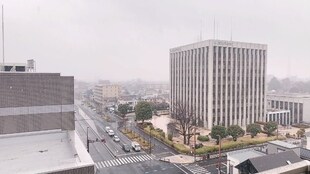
[{"x1": 2, "y1": 0, "x2": 310, "y2": 82}]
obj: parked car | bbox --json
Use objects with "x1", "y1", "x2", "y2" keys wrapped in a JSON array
[
  {"x1": 131, "y1": 141, "x2": 141, "y2": 152},
  {"x1": 105, "y1": 126, "x2": 110, "y2": 133},
  {"x1": 113, "y1": 135, "x2": 120, "y2": 142},
  {"x1": 122, "y1": 144, "x2": 131, "y2": 152},
  {"x1": 108, "y1": 129, "x2": 115, "y2": 136}
]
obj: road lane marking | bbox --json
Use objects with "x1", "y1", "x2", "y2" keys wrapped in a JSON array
[
  {"x1": 100, "y1": 161, "x2": 105, "y2": 168},
  {"x1": 118, "y1": 158, "x2": 125, "y2": 164},
  {"x1": 141, "y1": 155, "x2": 148, "y2": 161},
  {"x1": 107, "y1": 160, "x2": 112, "y2": 167},
  {"x1": 104, "y1": 161, "x2": 109, "y2": 167},
  {"x1": 133, "y1": 156, "x2": 140, "y2": 162},
  {"x1": 95, "y1": 163, "x2": 99, "y2": 168},
  {"x1": 124, "y1": 157, "x2": 131, "y2": 163},
  {"x1": 129, "y1": 156, "x2": 136, "y2": 162},
  {"x1": 98, "y1": 162, "x2": 102, "y2": 168},
  {"x1": 115, "y1": 159, "x2": 121, "y2": 165}
]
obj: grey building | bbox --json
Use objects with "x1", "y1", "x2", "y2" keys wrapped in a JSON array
[
  {"x1": 0, "y1": 72, "x2": 74, "y2": 134},
  {"x1": 170, "y1": 40, "x2": 267, "y2": 129},
  {"x1": 267, "y1": 93, "x2": 310, "y2": 124},
  {"x1": 0, "y1": 72, "x2": 95, "y2": 174}
]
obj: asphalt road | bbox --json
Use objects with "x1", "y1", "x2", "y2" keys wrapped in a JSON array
[{"x1": 75, "y1": 101, "x2": 185, "y2": 174}]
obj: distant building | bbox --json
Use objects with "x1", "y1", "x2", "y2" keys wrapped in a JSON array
[
  {"x1": 94, "y1": 84, "x2": 120, "y2": 104},
  {"x1": 170, "y1": 40, "x2": 267, "y2": 129},
  {"x1": 267, "y1": 93, "x2": 310, "y2": 124},
  {"x1": 266, "y1": 109, "x2": 291, "y2": 125}
]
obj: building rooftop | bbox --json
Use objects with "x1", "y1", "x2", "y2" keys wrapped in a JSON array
[
  {"x1": 227, "y1": 149, "x2": 265, "y2": 163},
  {"x1": 236, "y1": 150, "x2": 303, "y2": 173},
  {"x1": 267, "y1": 93, "x2": 310, "y2": 99},
  {"x1": 0, "y1": 130, "x2": 94, "y2": 174},
  {"x1": 268, "y1": 140, "x2": 298, "y2": 149}
]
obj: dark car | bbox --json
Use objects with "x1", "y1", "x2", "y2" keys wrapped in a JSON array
[{"x1": 122, "y1": 144, "x2": 131, "y2": 152}]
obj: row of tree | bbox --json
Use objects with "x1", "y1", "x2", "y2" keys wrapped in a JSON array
[
  {"x1": 118, "y1": 101, "x2": 153, "y2": 122},
  {"x1": 210, "y1": 122, "x2": 278, "y2": 144}
]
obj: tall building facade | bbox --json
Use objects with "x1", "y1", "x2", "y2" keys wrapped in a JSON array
[{"x1": 170, "y1": 40, "x2": 267, "y2": 129}]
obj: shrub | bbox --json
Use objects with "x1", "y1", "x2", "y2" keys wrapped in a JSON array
[
  {"x1": 246, "y1": 123, "x2": 262, "y2": 138},
  {"x1": 210, "y1": 125, "x2": 227, "y2": 144},
  {"x1": 197, "y1": 135, "x2": 209, "y2": 142},
  {"x1": 168, "y1": 134, "x2": 173, "y2": 141},
  {"x1": 195, "y1": 143, "x2": 203, "y2": 149},
  {"x1": 174, "y1": 144, "x2": 190, "y2": 153},
  {"x1": 227, "y1": 125, "x2": 245, "y2": 141}
]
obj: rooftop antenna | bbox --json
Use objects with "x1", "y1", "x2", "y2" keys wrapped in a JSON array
[
  {"x1": 2, "y1": 4, "x2": 4, "y2": 66},
  {"x1": 230, "y1": 18, "x2": 233, "y2": 41},
  {"x1": 213, "y1": 16, "x2": 216, "y2": 40},
  {"x1": 200, "y1": 19, "x2": 203, "y2": 41}
]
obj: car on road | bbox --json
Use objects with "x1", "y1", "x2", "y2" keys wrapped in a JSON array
[
  {"x1": 122, "y1": 144, "x2": 131, "y2": 152},
  {"x1": 131, "y1": 141, "x2": 141, "y2": 152},
  {"x1": 108, "y1": 129, "x2": 115, "y2": 136},
  {"x1": 113, "y1": 135, "x2": 120, "y2": 142},
  {"x1": 105, "y1": 126, "x2": 110, "y2": 133}
]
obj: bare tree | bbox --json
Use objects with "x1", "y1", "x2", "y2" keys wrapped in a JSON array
[{"x1": 171, "y1": 101, "x2": 196, "y2": 145}]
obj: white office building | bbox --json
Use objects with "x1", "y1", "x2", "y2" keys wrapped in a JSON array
[
  {"x1": 170, "y1": 40, "x2": 267, "y2": 129},
  {"x1": 266, "y1": 109, "x2": 291, "y2": 125},
  {"x1": 267, "y1": 93, "x2": 310, "y2": 124}
]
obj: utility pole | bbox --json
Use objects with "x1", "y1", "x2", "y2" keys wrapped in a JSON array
[
  {"x1": 194, "y1": 127, "x2": 196, "y2": 162},
  {"x1": 149, "y1": 128, "x2": 152, "y2": 154},
  {"x1": 87, "y1": 127, "x2": 90, "y2": 152},
  {"x1": 218, "y1": 135, "x2": 222, "y2": 174}
]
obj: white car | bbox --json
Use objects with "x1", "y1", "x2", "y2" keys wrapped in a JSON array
[
  {"x1": 105, "y1": 126, "x2": 110, "y2": 133},
  {"x1": 131, "y1": 141, "x2": 141, "y2": 152},
  {"x1": 113, "y1": 135, "x2": 120, "y2": 142},
  {"x1": 108, "y1": 129, "x2": 115, "y2": 136}
]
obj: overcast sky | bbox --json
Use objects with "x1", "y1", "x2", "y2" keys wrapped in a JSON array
[{"x1": 3, "y1": 0, "x2": 310, "y2": 81}]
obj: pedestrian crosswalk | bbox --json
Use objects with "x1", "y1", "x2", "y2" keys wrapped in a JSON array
[
  {"x1": 182, "y1": 164, "x2": 210, "y2": 174},
  {"x1": 95, "y1": 154, "x2": 153, "y2": 169}
]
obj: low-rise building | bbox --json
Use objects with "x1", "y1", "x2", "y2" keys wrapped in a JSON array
[
  {"x1": 267, "y1": 93, "x2": 310, "y2": 124},
  {"x1": 227, "y1": 149, "x2": 265, "y2": 174},
  {"x1": 266, "y1": 140, "x2": 300, "y2": 155},
  {"x1": 266, "y1": 109, "x2": 291, "y2": 125},
  {"x1": 236, "y1": 150, "x2": 304, "y2": 174}
]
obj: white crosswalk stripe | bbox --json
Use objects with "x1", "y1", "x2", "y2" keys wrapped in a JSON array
[
  {"x1": 107, "y1": 161, "x2": 112, "y2": 167},
  {"x1": 130, "y1": 156, "x2": 136, "y2": 162},
  {"x1": 98, "y1": 162, "x2": 102, "y2": 168},
  {"x1": 95, "y1": 154, "x2": 154, "y2": 169},
  {"x1": 141, "y1": 155, "x2": 148, "y2": 161},
  {"x1": 104, "y1": 161, "x2": 109, "y2": 167},
  {"x1": 116, "y1": 159, "x2": 121, "y2": 165},
  {"x1": 182, "y1": 164, "x2": 210, "y2": 174},
  {"x1": 120, "y1": 158, "x2": 126, "y2": 164}
]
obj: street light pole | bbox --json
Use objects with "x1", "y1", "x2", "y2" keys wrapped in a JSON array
[
  {"x1": 218, "y1": 135, "x2": 222, "y2": 174},
  {"x1": 87, "y1": 127, "x2": 90, "y2": 152},
  {"x1": 194, "y1": 127, "x2": 196, "y2": 162}
]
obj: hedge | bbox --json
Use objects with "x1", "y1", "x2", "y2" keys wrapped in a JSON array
[{"x1": 197, "y1": 135, "x2": 209, "y2": 142}]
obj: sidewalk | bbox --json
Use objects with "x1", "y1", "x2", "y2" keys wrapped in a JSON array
[{"x1": 160, "y1": 154, "x2": 202, "y2": 164}]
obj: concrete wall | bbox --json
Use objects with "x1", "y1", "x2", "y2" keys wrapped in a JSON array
[
  {"x1": 0, "y1": 73, "x2": 74, "y2": 134},
  {"x1": 49, "y1": 165, "x2": 95, "y2": 174}
]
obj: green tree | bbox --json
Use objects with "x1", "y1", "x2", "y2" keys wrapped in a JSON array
[
  {"x1": 135, "y1": 101, "x2": 153, "y2": 123},
  {"x1": 297, "y1": 128, "x2": 305, "y2": 138},
  {"x1": 118, "y1": 104, "x2": 129, "y2": 117},
  {"x1": 227, "y1": 125, "x2": 245, "y2": 141},
  {"x1": 246, "y1": 124, "x2": 262, "y2": 138},
  {"x1": 263, "y1": 121, "x2": 277, "y2": 137},
  {"x1": 210, "y1": 125, "x2": 227, "y2": 145}
]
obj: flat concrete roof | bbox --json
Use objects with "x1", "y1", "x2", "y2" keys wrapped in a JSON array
[
  {"x1": 268, "y1": 140, "x2": 298, "y2": 149},
  {"x1": 0, "y1": 130, "x2": 94, "y2": 174},
  {"x1": 227, "y1": 149, "x2": 265, "y2": 163}
]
